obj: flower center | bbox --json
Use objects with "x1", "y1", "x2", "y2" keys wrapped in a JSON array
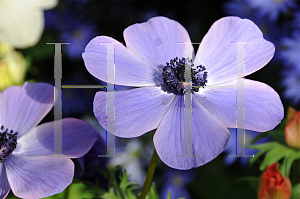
[
  {"x1": 162, "y1": 57, "x2": 208, "y2": 94},
  {"x1": 0, "y1": 125, "x2": 18, "y2": 163}
]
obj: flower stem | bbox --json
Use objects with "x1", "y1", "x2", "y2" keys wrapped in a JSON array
[{"x1": 139, "y1": 149, "x2": 159, "y2": 199}]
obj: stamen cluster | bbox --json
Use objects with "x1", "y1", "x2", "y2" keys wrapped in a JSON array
[
  {"x1": 0, "y1": 125, "x2": 18, "y2": 162},
  {"x1": 162, "y1": 57, "x2": 208, "y2": 94}
]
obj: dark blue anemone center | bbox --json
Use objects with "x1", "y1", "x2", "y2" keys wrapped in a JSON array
[
  {"x1": 162, "y1": 57, "x2": 208, "y2": 94},
  {"x1": 0, "y1": 125, "x2": 18, "y2": 163}
]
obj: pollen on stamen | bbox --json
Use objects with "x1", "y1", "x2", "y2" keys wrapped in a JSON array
[
  {"x1": 162, "y1": 57, "x2": 208, "y2": 94},
  {"x1": 0, "y1": 125, "x2": 18, "y2": 163}
]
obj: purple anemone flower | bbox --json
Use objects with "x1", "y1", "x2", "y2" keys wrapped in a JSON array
[
  {"x1": 82, "y1": 16, "x2": 284, "y2": 170},
  {"x1": 0, "y1": 82, "x2": 98, "y2": 198}
]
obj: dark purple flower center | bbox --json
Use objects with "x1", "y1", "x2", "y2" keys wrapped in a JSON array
[
  {"x1": 0, "y1": 125, "x2": 18, "y2": 163},
  {"x1": 162, "y1": 57, "x2": 208, "y2": 94}
]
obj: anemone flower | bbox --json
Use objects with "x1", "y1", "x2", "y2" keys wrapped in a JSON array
[
  {"x1": 83, "y1": 16, "x2": 284, "y2": 170},
  {"x1": 0, "y1": 82, "x2": 98, "y2": 198},
  {"x1": 0, "y1": 0, "x2": 58, "y2": 48}
]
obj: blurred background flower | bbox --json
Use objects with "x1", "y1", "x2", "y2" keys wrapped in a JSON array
[
  {"x1": 109, "y1": 139, "x2": 147, "y2": 187},
  {"x1": 44, "y1": 0, "x2": 96, "y2": 59},
  {"x1": 0, "y1": 43, "x2": 27, "y2": 91},
  {"x1": 0, "y1": 0, "x2": 58, "y2": 48},
  {"x1": 60, "y1": 23, "x2": 96, "y2": 59},
  {"x1": 247, "y1": 0, "x2": 297, "y2": 21},
  {"x1": 160, "y1": 168, "x2": 194, "y2": 199}
]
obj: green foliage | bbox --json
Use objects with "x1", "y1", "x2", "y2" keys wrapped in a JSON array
[
  {"x1": 166, "y1": 190, "x2": 171, "y2": 199},
  {"x1": 248, "y1": 141, "x2": 300, "y2": 177},
  {"x1": 291, "y1": 183, "x2": 300, "y2": 199}
]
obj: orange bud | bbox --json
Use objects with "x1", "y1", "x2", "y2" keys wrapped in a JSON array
[
  {"x1": 285, "y1": 108, "x2": 300, "y2": 149},
  {"x1": 258, "y1": 163, "x2": 292, "y2": 199}
]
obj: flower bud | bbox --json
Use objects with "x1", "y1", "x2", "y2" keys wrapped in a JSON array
[
  {"x1": 258, "y1": 163, "x2": 292, "y2": 199},
  {"x1": 285, "y1": 107, "x2": 300, "y2": 149}
]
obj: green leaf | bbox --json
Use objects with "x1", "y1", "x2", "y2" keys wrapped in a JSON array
[
  {"x1": 281, "y1": 153, "x2": 300, "y2": 177},
  {"x1": 247, "y1": 142, "x2": 276, "y2": 150},
  {"x1": 146, "y1": 183, "x2": 159, "y2": 199},
  {"x1": 260, "y1": 143, "x2": 289, "y2": 171},
  {"x1": 166, "y1": 190, "x2": 171, "y2": 199},
  {"x1": 291, "y1": 183, "x2": 300, "y2": 199},
  {"x1": 101, "y1": 188, "x2": 119, "y2": 199},
  {"x1": 248, "y1": 142, "x2": 277, "y2": 165},
  {"x1": 249, "y1": 140, "x2": 300, "y2": 179}
]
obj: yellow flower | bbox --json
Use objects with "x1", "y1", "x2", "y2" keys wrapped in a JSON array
[
  {"x1": 0, "y1": 43, "x2": 27, "y2": 91},
  {"x1": 0, "y1": 0, "x2": 58, "y2": 48}
]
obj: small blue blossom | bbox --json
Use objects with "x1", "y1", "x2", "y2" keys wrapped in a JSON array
[
  {"x1": 60, "y1": 23, "x2": 96, "y2": 59},
  {"x1": 160, "y1": 168, "x2": 194, "y2": 199},
  {"x1": 293, "y1": 12, "x2": 300, "y2": 28},
  {"x1": 246, "y1": 0, "x2": 297, "y2": 21},
  {"x1": 281, "y1": 65, "x2": 300, "y2": 105},
  {"x1": 224, "y1": 0, "x2": 253, "y2": 18},
  {"x1": 279, "y1": 30, "x2": 300, "y2": 67}
]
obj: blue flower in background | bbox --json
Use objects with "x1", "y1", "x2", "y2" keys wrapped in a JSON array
[
  {"x1": 247, "y1": 0, "x2": 297, "y2": 21},
  {"x1": 44, "y1": 0, "x2": 96, "y2": 59},
  {"x1": 293, "y1": 12, "x2": 300, "y2": 28},
  {"x1": 60, "y1": 23, "x2": 96, "y2": 59},
  {"x1": 224, "y1": 0, "x2": 252, "y2": 18},
  {"x1": 160, "y1": 168, "x2": 194, "y2": 199},
  {"x1": 279, "y1": 30, "x2": 300, "y2": 67},
  {"x1": 281, "y1": 65, "x2": 300, "y2": 105},
  {"x1": 223, "y1": 129, "x2": 269, "y2": 166}
]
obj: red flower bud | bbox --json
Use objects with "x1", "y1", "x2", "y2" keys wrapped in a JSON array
[{"x1": 258, "y1": 163, "x2": 292, "y2": 199}]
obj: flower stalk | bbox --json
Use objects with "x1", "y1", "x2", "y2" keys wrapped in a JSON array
[{"x1": 139, "y1": 149, "x2": 159, "y2": 199}]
